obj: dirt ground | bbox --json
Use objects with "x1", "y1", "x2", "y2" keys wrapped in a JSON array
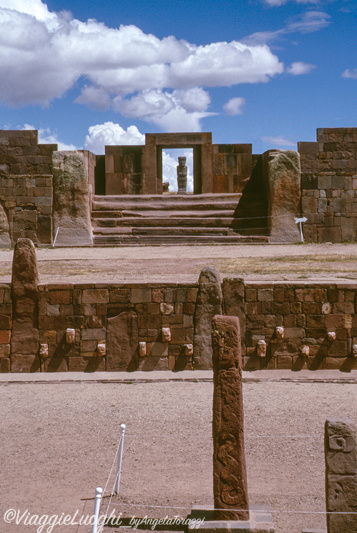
[
  {"x1": 1, "y1": 243, "x2": 357, "y2": 283},
  {"x1": 0, "y1": 377, "x2": 356, "y2": 533}
]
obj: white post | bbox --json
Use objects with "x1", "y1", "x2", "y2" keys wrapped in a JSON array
[
  {"x1": 114, "y1": 423, "x2": 126, "y2": 495},
  {"x1": 53, "y1": 226, "x2": 60, "y2": 248},
  {"x1": 92, "y1": 486, "x2": 103, "y2": 533}
]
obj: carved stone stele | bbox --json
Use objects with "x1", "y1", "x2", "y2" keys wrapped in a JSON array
[
  {"x1": 325, "y1": 419, "x2": 357, "y2": 533},
  {"x1": 212, "y1": 315, "x2": 249, "y2": 521}
]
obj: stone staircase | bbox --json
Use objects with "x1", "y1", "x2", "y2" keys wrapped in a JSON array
[{"x1": 91, "y1": 193, "x2": 269, "y2": 245}]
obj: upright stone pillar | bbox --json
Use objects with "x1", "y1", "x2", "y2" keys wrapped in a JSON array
[
  {"x1": 193, "y1": 267, "x2": 222, "y2": 369},
  {"x1": 10, "y1": 238, "x2": 40, "y2": 372},
  {"x1": 212, "y1": 315, "x2": 249, "y2": 521},
  {"x1": 52, "y1": 151, "x2": 93, "y2": 246},
  {"x1": 263, "y1": 150, "x2": 301, "y2": 243},
  {"x1": 325, "y1": 419, "x2": 357, "y2": 533}
]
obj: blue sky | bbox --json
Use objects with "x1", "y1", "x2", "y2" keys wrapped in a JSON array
[{"x1": 0, "y1": 0, "x2": 356, "y2": 155}]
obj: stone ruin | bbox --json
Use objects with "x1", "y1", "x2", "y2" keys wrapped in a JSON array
[{"x1": 0, "y1": 128, "x2": 357, "y2": 247}]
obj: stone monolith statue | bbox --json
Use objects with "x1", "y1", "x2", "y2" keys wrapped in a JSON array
[{"x1": 177, "y1": 156, "x2": 188, "y2": 194}]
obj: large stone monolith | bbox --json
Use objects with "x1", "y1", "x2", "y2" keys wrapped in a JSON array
[
  {"x1": 263, "y1": 150, "x2": 301, "y2": 243},
  {"x1": 52, "y1": 151, "x2": 93, "y2": 246},
  {"x1": 10, "y1": 238, "x2": 40, "y2": 372},
  {"x1": 0, "y1": 203, "x2": 10, "y2": 247},
  {"x1": 212, "y1": 315, "x2": 249, "y2": 521},
  {"x1": 325, "y1": 419, "x2": 357, "y2": 533},
  {"x1": 193, "y1": 267, "x2": 222, "y2": 369}
]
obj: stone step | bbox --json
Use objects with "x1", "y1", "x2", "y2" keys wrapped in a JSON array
[
  {"x1": 92, "y1": 209, "x2": 237, "y2": 219},
  {"x1": 92, "y1": 216, "x2": 237, "y2": 228},
  {"x1": 93, "y1": 234, "x2": 270, "y2": 245},
  {"x1": 92, "y1": 195, "x2": 241, "y2": 213}
]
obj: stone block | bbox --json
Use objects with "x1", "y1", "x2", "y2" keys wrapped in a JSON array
[
  {"x1": 106, "y1": 311, "x2": 138, "y2": 371},
  {"x1": 82, "y1": 289, "x2": 109, "y2": 304},
  {"x1": 81, "y1": 328, "x2": 106, "y2": 341},
  {"x1": 11, "y1": 354, "x2": 40, "y2": 372},
  {"x1": 130, "y1": 288, "x2": 151, "y2": 303}
]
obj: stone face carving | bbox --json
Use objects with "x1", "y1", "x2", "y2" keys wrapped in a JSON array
[
  {"x1": 257, "y1": 339, "x2": 267, "y2": 357},
  {"x1": 66, "y1": 328, "x2": 75, "y2": 344},
  {"x1": 139, "y1": 341, "x2": 147, "y2": 357},
  {"x1": 276, "y1": 326, "x2": 284, "y2": 339},
  {"x1": 325, "y1": 419, "x2": 357, "y2": 533},
  {"x1": 97, "y1": 342, "x2": 106, "y2": 357},
  {"x1": 301, "y1": 345, "x2": 310, "y2": 357},
  {"x1": 39, "y1": 344, "x2": 49, "y2": 358},
  {"x1": 107, "y1": 311, "x2": 138, "y2": 371},
  {"x1": 183, "y1": 343, "x2": 193, "y2": 356},
  {"x1": 327, "y1": 331, "x2": 336, "y2": 342},
  {"x1": 193, "y1": 267, "x2": 223, "y2": 369},
  {"x1": 10, "y1": 238, "x2": 40, "y2": 372},
  {"x1": 162, "y1": 327, "x2": 171, "y2": 342},
  {"x1": 263, "y1": 150, "x2": 301, "y2": 243},
  {"x1": 52, "y1": 151, "x2": 93, "y2": 246},
  {"x1": 177, "y1": 156, "x2": 188, "y2": 194},
  {"x1": 212, "y1": 315, "x2": 249, "y2": 521}
]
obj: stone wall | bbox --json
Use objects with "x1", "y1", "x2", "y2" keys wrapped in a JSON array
[
  {"x1": 2, "y1": 273, "x2": 357, "y2": 372},
  {"x1": 4, "y1": 282, "x2": 198, "y2": 372},
  {"x1": 299, "y1": 128, "x2": 357, "y2": 242},
  {"x1": 0, "y1": 130, "x2": 56, "y2": 245}
]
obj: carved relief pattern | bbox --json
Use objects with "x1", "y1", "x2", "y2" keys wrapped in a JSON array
[{"x1": 212, "y1": 315, "x2": 249, "y2": 521}]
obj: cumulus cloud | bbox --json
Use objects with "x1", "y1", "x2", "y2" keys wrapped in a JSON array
[
  {"x1": 262, "y1": 136, "x2": 296, "y2": 147},
  {"x1": 0, "y1": 0, "x2": 283, "y2": 132},
  {"x1": 23, "y1": 124, "x2": 78, "y2": 150},
  {"x1": 84, "y1": 122, "x2": 145, "y2": 154},
  {"x1": 224, "y1": 97, "x2": 246, "y2": 116},
  {"x1": 114, "y1": 88, "x2": 215, "y2": 132},
  {"x1": 342, "y1": 68, "x2": 357, "y2": 79},
  {"x1": 287, "y1": 61, "x2": 316, "y2": 75}
]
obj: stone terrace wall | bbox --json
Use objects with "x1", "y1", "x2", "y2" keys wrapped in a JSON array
[
  {"x1": 7, "y1": 283, "x2": 198, "y2": 373},
  {"x1": 1, "y1": 276, "x2": 357, "y2": 372},
  {"x1": 0, "y1": 130, "x2": 57, "y2": 245},
  {"x1": 299, "y1": 128, "x2": 357, "y2": 243}
]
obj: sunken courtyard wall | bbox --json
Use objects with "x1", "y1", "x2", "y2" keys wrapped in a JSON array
[{"x1": 1, "y1": 278, "x2": 357, "y2": 372}]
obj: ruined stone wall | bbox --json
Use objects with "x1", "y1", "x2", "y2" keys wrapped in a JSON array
[
  {"x1": 1, "y1": 276, "x2": 357, "y2": 372},
  {"x1": 299, "y1": 128, "x2": 357, "y2": 242},
  {"x1": 0, "y1": 130, "x2": 56, "y2": 245}
]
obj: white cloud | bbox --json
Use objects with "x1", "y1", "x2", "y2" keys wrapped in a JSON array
[
  {"x1": 224, "y1": 97, "x2": 246, "y2": 116},
  {"x1": 262, "y1": 136, "x2": 296, "y2": 147},
  {"x1": 342, "y1": 68, "x2": 357, "y2": 79},
  {"x1": 84, "y1": 122, "x2": 145, "y2": 154},
  {"x1": 243, "y1": 11, "x2": 330, "y2": 46},
  {"x1": 114, "y1": 89, "x2": 215, "y2": 132},
  {"x1": 264, "y1": 0, "x2": 320, "y2": 5},
  {"x1": 0, "y1": 0, "x2": 283, "y2": 132},
  {"x1": 22, "y1": 124, "x2": 78, "y2": 150},
  {"x1": 287, "y1": 61, "x2": 316, "y2": 75}
]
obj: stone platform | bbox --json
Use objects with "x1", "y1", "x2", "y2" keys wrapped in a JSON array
[{"x1": 186, "y1": 505, "x2": 275, "y2": 533}]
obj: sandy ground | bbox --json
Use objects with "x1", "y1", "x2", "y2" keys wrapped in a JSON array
[
  {"x1": 1, "y1": 243, "x2": 357, "y2": 283},
  {"x1": 0, "y1": 373, "x2": 356, "y2": 533}
]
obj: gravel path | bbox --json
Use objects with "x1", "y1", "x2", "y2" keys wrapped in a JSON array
[
  {"x1": 0, "y1": 243, "x2": 357, "y2": 283},
  {"x1": 1, "y1": 377, "x2": 356, "y2": 533}
]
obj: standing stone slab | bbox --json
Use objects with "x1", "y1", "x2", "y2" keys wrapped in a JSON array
[
  {"x1": 11, "y1": 238, "x2": 40, "y2": 371},
  {"x1": 263, "y1": 150, "x2": 301, "y2": 243},
  {"x1": 52, "y1": 151, "x2": 93, "y2": 246},
  {"x1": 212, "y1": 315, "x2": 249, "y2": 521},
  {"x1": 0, "y1": 203, "x2": 10, "y2": 248},
  {"x1": 193, "y1": 267, "x2": 222, "y2": 369},
  {"x1": 106, "y1": 311, "x2": 138, "y2": 371},
  {"x1": 325, "y1": 419, "x2": 357, "y2": 533}
]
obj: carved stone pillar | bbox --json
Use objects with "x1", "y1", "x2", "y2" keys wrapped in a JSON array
[{"x1": 212, "y1": 315, "x2": 249, "y2": 521}]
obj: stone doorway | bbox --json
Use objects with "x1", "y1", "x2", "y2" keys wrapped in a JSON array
[{"x1": 161, "y1": 148, "x2": 194, "y2": 194}]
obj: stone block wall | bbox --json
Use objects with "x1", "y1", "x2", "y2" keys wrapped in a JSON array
[
  {"x1": 240, "y1": 281, "x2": 357, "y2": 371},
  {"x1": 2, "y1": 274, "x2": 357, "y2": 372},
  {"x1": 0, "y1": 174, "x2": 53, "y2": 245},
  {"x1": 299, "y1": 128, "x2": 357, "y2": 242},
  {"x1": 0, "y1": 130, "x2": 57, "y2": 245},
  {"x1": 32, "y1": 283, "x2": 197, "y2": 372}
]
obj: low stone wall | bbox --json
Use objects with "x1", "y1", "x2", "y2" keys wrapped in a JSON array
[
  {"x1": 6, "y1": 282, "x2": 198, "y2": 373},
  {"x1": 2, "y1": 262, "x2": 357, "y2": 371}
]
